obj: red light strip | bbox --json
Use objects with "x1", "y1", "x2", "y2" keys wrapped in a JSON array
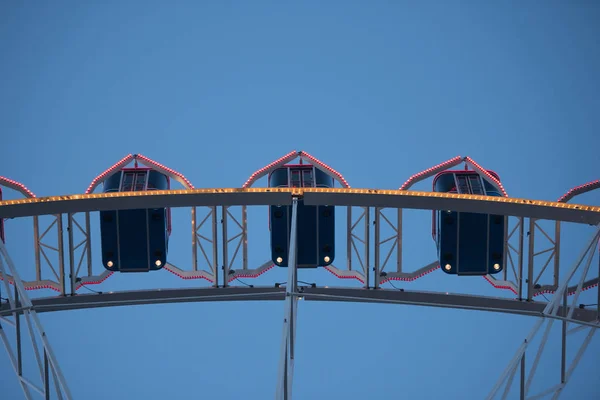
[
  {"x1": 464, "y1": 157, "x2": 508, "y2": 197},
  {"x1": 75, "y1": 271, "x2": 115, "y2": 291},
  {"x1": 298, "y1": 151, "x2": 351, "y2": 188},
  {"x1": 164, "y1": 264, "x2": 214, "y2": 282},
  {"x1": 379, "y1": 265, "x2": 440, "y2": 284},
  {"x1": 483, "y1": 275, "x2": 518, "y2": 295},
  {"x1": 0, "y1": 176, "x2": 36, "y2": 198},
  {"x1": 85, "y1": 154, "x2": 135, "y2": 194},
  {"x1": 0, "y1": 275, "x2": 61, "y2": 292},
  {"x1": 399, "y1": 156, "x2": 463, "y2": 191},
  {"x1": 324, "y1": 266, "x2": 365, "y2": 283},
  {"x1": 242, "y1": 150, "x2": 299, "y2": 188},
  {"x1": 242, "y1": 150, "x2": 351, "y2": 189},
  {"x1": 228, "y1": 264, "x2": 275, "y2": 282},
  {"x1": 136, "y1": 154, "x2": 195, "y2": 189},
  {"x1": 557, "y1": 179, "x2": 600, "y2": 203},
  {"x1": 532, "y1": 281, "x2": 599, "y2": 298}
]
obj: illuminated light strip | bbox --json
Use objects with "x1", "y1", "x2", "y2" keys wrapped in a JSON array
[
  {"x1": 242, "y1": 150, "x2": 299, "y2": 188},
  {"x1": 482, "y1": 275, "x2": 518, "y2": 295},
  {"x1": 85, "y1": 154, "x2": 135, "y2": 194},
  {"x1": 0, "y1": 188, "x2": 293, "y2": 206},
  {"x1": 324, "y1": 265, "x2": 365, "y2": 284},
  {"x1": 1, "y1": 188, "x2": 600, "y2": 223},
  {"x1": 0, "y1": 275, "x2": 61, "y2": 293},
  {"x1": 398, "y1": 156, "x2": 463, "y2": 191},
  {"x1": 532, "y1": 280, "x2": 599, "y2": 298},
  {"x1": 0, "y1": 176, "x2": 36, "y2": 198},
  {"x1": 558, "y1": 179, "x2": 600, "y2": 203},
  {"x1": 228, "y1": 263, "x2": 275, "y2": 282},
  {"x1": 464, "y1": 157, "x2": 508, "y2": 197},
  {"x1": 379, "y1": 265, "x2": 440, "y2": 284},
  {"x1": 75, "y1": 271, "x2": 114, "y2": 291},
  {"x1": 301, "y1": 187, "x2": 600, "y2": 212},
  {"x1": 164, "y1": 264, "x2": 214, "y2": 282},
  {"x1": 135, "y1": 154, "x2": 195, "y2": 189},
  {"x1": 298, "y1": 151, "x2": 351, "y2": 188}
]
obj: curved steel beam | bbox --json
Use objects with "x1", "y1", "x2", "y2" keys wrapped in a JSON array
[
  {"x1": 1, "y1": 286, "x2": 597, "y2": 326},
  {"x1": 1, "y1": 188, "x2": 599, "y2": 224}
]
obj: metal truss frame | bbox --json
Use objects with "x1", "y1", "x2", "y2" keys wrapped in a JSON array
[
  {"x1": 526, "y1": 219, "x2": 560, "y2": 300},
  {"x1": 1, "y1": 154, "x2": 220, "y2": 296},
  {"x1": 0, "y1": 162, "x2": 599, "y2": 399},
  {"x1": 378, "y1": 155, "x2": 510, "y2": 287},
  {"x1": 523, "y1": 180, "x2": 600, "y2": 300},
  {"x1": 0, "y1": 177, "x2": 67, "y2": 294},
  {"x1": 232, "y1": 150, "x2": 367, "y2": 285},
  {"x1": 488, "y1": 224, "x2": 600, "y2": 400},
  {"x1": 33, "y1": 215, "x2": 66, "y2": 295},
  {"x1": 0, "y1": 240, "x2": 72, "y2": 400}
]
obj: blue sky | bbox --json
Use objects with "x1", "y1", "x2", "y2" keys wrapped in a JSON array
[{"x1": 1, "y1": 1, "x2": 599, "y2": 399}]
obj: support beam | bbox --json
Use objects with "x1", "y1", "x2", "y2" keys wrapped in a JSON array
[
  {"x1": 487, "y1": 223, "x2": 600, "y2": 400},
  {"x1": 276, "y1": 198, "x2": 299, "y2": 400},
  {"x1": 0, "y1": 240, "x2": 73, "y2": 400},
  {"x1": 0, "y1": 285, "x2": 597, "y2": 324}
]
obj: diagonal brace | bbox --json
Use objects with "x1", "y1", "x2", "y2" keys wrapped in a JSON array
[{"x1": 0, "y1": 240, "x2": 73, "y2": 400}]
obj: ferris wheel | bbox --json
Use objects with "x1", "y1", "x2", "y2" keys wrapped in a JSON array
[{"x1": 0, "y1": 151, "x2": 598, "y2": 399}]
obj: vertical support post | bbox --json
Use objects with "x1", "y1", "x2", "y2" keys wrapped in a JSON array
[
  {"x1": 554, "y1": 221, "x2": 561, "y2": 287},
  {"x1": 518, "y1": 217, "x2": 524, "y2": 300},
  {"x1": 192, "y1": 207, "x2": 198, "y2": 271},
  {"x1": 503, "y1": 216, "x2": 509, "y2": 281},
  {"x1": 276, "y1": 198, "x2": 299, "y2": 400},
  {"x1": 221, "y1": 206, "x2": 229, "y2": 288},
  {"x1": 397, "y1": 209, "x2": 402, "y2": 273},
  {"x1": 44, "y1": 350, "x2": 50, "y2": 400},
  {"x1": 561, "y1": 291, "x2": 567, "y2": 385},
  {"x1": 347, "y1": 206, "x2": 352, "y2": 271},
  {"x1": 57, "y1": 215, "x2": 66, "y2": 296},
  {"x1": 16, "y1": 288, "x2": 23, "y2": 376},
  {"x1": 374, "y1": 207, "x2": 380, "y2": 289},
  {"x1": 33, "y1": 216, "x2": 41, "y2": 281},
  {"x1": 242, "y1": 205, "x2": 248, "y2": 270},
  {"x1": 85, "y1": 212, "x2": 92, "y2": 276},
  {"x1": 212, "y1": 206, "x2": 219, "y2": 288},
  {"x1": 364, "y1": 207, "x2": 370, "y2": 289},
  {"x1": 527, "y1": 218, "x2": 535, "y2": 301},
  {"x1": 67, "y1": 214, "x2": 76, "y2": 295}
]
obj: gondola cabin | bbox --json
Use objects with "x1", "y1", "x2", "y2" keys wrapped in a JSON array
[
  {"x1": 0, "y1": 188, "x2": 4, "y2": 243},
  {"x1": 99, "y1": 168, "x2": 171, "y2": 272},
  {"x1": 269, "y1": 164, "x2": 335, "y2": 268},
  {"x1": 432, "y1": 170, "x2": 505, "y2": 275}
]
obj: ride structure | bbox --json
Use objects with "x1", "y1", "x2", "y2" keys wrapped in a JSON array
[
  {"x1": 268, "y1": 162, "x2": 335, "y2": 268},
  {"x1": 0, "y1": 152, "x2": 598, "y2": 400},
  {"x1": 432, "y1": 168, "x2": 505, "y2": 276},
  {"x1": 0, "y1": 187, "x2": 4, "y2": 244},
  {"x1": 99, "y1": 165, "x2": 173, "y2": 272}
]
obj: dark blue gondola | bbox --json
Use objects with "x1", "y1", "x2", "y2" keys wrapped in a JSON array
[
  {"x1": 432, "y1": 170, "x2": 504, "y2": 275},
  {"x1": 269, "y1": 164, "x2": 335, "y2": 268},
  {"x1": 99, "y1": 168, "x2": 171, "y2": 272},
  {"x1": 0, "y1": 188, "x2": 4, "y2": 243}
]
